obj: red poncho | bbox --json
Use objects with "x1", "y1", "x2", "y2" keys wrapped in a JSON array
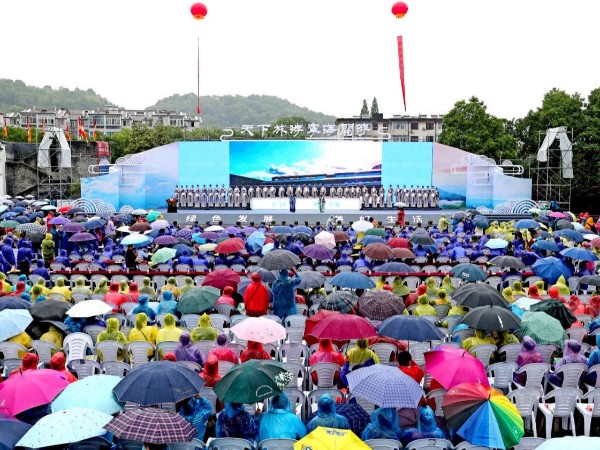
[{"x1": 243, "y1": 274, "x2": 270, "y2": 317}]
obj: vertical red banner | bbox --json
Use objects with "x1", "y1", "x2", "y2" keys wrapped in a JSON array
[{"x1": 397, "y1": 35, "x2": 407, "y2": 111}]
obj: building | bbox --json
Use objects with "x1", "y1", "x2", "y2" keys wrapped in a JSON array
[
  {"x1": 335, "y1": 113, "x2": 444, "y2": 142},
  {"x1": 2, "y1": 107, "x2": 202, "y2": 137}
]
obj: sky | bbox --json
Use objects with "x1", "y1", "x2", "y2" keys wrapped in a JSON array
[{"x1": 3, "y1": 0, "x2": 600, "y2": 120}]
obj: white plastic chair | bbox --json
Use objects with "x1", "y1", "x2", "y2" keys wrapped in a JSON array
[
  {"x1": 208, "y1": 438, "x2": 254, "y2": 450},
  {"x1": 31, "y1": 340, "x2": 61, "y2": 366},
  {"x1": 487, "y1": 362, "x2": 517, "y2": 392},
  {"x1": 278, "y1": 343, "x2": 309, "y2": 365},
  {"x1": 566, "y1": 327, "x2": 588, "y2": 343},
  {"x1": 469, "y1": 344, "x2": 497, "y2": 368},
  {"x1": 426, "y1": 388, "x2": 447, "y2": 417},
  {"x1": 181, "y1": 314, "x2": 201, "y2": 328},
  {"x1": 217, "y1": 360, "x2": 235, "y2": 378},
  {"x1": 364, "y1": 439, "x2": 402, "y2": 450},
  {"x1": 547, "y1": 363, "x2": 587, "y2": 390},
  {"x1": 63, "y1": 332, "x2": 95, "y2": 364},
  {"x1": 215, "y1": 303, "x2": 236, "y2": 317},
  {"x1": 370, "y1": 342, "x2": 397, "y2": 363},
  {"x1": 257, "y1": 438, "x2": 296, "y2": 450},
  {"x1": 408, "y1": 342, "x2": 430, "y2": 366},
  {"x1": 537, "y1": 344, "x2": 558, "y2": 363},
  {"x1": 101, "y1": 361, "x2": 131, "y2": 377},
  {"x1": 499, "y1": 343, "x2": 522, "y2": 363},
  {"x1": 68, "y1": 359, "x2": 102, "y2": 379},
  {"x1": 126, "y1": 341, "x2": 155, "y2": 368},
  {"x1": 538, "y1": 388, "x2": 582, "y2": 439},
  {"x1": 209, "y1": 313, "x2": 229, "y2": 331},
  {"x1": 348, "y1": 394, "x2": 377, "y2": 415},
  {"x1": 513, "y1": 363, "x2": 550, "y2": 390},
  {"x1": 454, "y1": 443, "x2": 490, "y2": 450},
  {"x1": 193, "y1": 340, "x2": 216, "y2": 356},
  {"x1": 576, "y1": 388, "x2": 600, "y2": 437},
  {"x1": 83, "y1": 325, "x2": 106, "y2": 344},
  {"x1": 507, "y1": 388, "x2": 542, "y2": 437},
  {"x1": 405, "y1": 438, "x2": 453, "y2": 450},
  {"x1": 156, "y1": 341, "x2": 179, "y2": 360},
  {"x1": 309, "y1": 362, "x2": 340, "y2": 388},
  {"x1": 584, "y1": 364, "x2": 600, "y2": 392},
  {"x1": 0, "y1": 342, "x2": 29, "y2": 359},
  {"x1": 96, "y1": 340, "x2": 125, "y2": 363},
  {"x1": 199, "y1": 386, "x2": 218, "y2": 415},
  {"x1": 513, "y1": 437, "x2": 546, "y2": 450}
]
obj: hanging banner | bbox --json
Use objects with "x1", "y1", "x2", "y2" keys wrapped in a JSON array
[{"x1": 397, "y1": 36, "x2": 407, "y2": 111}]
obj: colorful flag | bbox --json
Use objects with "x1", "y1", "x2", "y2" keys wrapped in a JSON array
[
  {"x1": 397, "y1": 35, "x2": 407, "y2": 111},
  {"x1": 27, "y1": 117, "x2": 32, "y2": 143},
  {"x1": 93, "y1": 119, "x2": 97, "y2": 140},
  {"x1": 2, "y1": 116, "x2": 7, "y2": 139},
  {"x1": 78, "y1": 118, "x2": 87, "y2": 141},
  {"x1": 65, "y1": 124, "x2": 71, "y2": 140}
]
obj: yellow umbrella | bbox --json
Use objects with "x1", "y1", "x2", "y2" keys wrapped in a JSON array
[{"x1": 294, "y1": 427, "x2": 370, "y2": 450}]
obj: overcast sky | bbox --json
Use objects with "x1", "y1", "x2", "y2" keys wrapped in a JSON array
[{"x1": 3, "y1": 0, "x2": 600, "y2": 120}]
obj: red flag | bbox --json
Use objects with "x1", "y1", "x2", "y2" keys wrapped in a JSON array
[
  {"x1": 65, "y1": 124, "x2": 71, "y2": 140},
  {"x1": 93, "y1": 119, "x2": 97, "y2": 140},
  {"x1": 2, "y1": 116, "x2": 7, "y2": 139},
  {"x1": 397, "y1": 35, "x2": 407, "y2": 111},
  {"x1": 78, "y1": 118, "x2": 88, "y2": 141},
  {"x1": 27, "y1": 117, "x2": 32, "y2": 143}
]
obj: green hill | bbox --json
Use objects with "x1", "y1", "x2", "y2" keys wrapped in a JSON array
[
  {"x1": 146, "y1": 93, "x2": 337, "y2": 128},
  {"x1": 0, "y1": 79, "x2": 111, "y2": 112}
]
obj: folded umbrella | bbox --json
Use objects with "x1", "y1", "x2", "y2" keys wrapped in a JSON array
[
  {"x1": 320, "y1": 291, "x2": 359, "y2": 314},
  {"x1": 0, "y1": 309, "x2": 33, "y2": 341},
  {"x1": 488, "y1": 255, "x2": 526, "y2": 269},
  {"x1": 230, "y1": 316, "x2": 286, "y2": 344},
  {"x1": 202, "y1": 268, "x2": 241, "y2": 290},
  {"x1": 0, "y1": 370, "x2": 69, "y2": 416},
  {"x1": 452, "y1": 283, "x2": 508, "y2": 308},
  {"x1": 450, "y1": 263, "x2": 488, "y2": 282},
  {"x1": 424, "y1": 346, "x2": 490, "y2": 390},
  {"x1": 16, "y1": 408, "x2": 113, "y2": 449},
  {"x1": 151, "y1": 247, "x2": 177, "y2": 264},
  {"x1": 347, "y1": 364, "x2": 423, "y2": 409},
  {"x1": 461, "y1": 305, "x2": 521, "y2": 331},
  {"x1": 214, "y1": 359, "x2": 292, "y2": 403},
  {"x1": 357, "y1": 289, "x2": 405, "y2": 320},
  {"x1": 362, "y1": 243, "x2": 394, "y2": 261},
  {"x1": 329, "y1": 272, "x2": 375, "y2": 289},
  {"x1": 376, "y1": 261, "x2": 413, "y2": 273},
  {"x1": 0, "y1": 416, "x2": 31, "y2": 450},
  {"x1": 378, "y1": 315, "x2": 445, "y2": 342},
  {"x1": 309, "y1": 315, "x2": 378, "y2": 340},
  {"x1": 303, "y1": 244, "x2": 334, "y2": 261},
  {"x1": 529, "y1": 299, "x2": 577, "y2": 329},
  {"x1": 443, "y1": 383, "x2": 524, "y2": 449},
  {"x1": 66, "y1": 300, "x2": 113, "y2": 318},
  {"x1": 258, "y1": 249, "x2": 301, "y2": 270},
  {"x1": 532, "y1": 256, "x2": 573, "y2": 284},
  {"x1": 105, "y1": 408, "x2": 196, "y2": 444},
  {"x1": 520, "y1": 311, "x2": 567, "y2": 347},
  {"x1": 112, "y1": 361, "x2": 205, "y2": 405}
]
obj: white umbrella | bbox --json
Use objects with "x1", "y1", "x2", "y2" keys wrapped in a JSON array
[
  {"x1": 205, "y1": 225, "x2": 224, "y2": 232},
  {"x1": 584, "y1": 233, "x2": 598, "y2": 241},
  {"x1": 230, "y1": 317, "x2": 287, "y2": 344},
  {"x1": 66, "y1": 300, "x2": 113, "y2": 318},
  {"x1": 394, "y1": 202, "x2": 407, "y2": 208},
  {"x1": 314, "y1": 231, "x2": 336, "y2": 249},
  {"x1": 132, "y1": 209, "x2": 147, "y2": 215},
  {"x1": 151, "y1": 219, "x2": 170, "y2": 230},
  {"x1": 351, "y1": 219, "x2": 374, "y2": 232},
  {"x1": 116, "y1": 225, "x2": 130, "y2": 233}
]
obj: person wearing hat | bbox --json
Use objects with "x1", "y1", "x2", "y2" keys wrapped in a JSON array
[
  {"x1": 138, "y1": 277, "x2": 156, "y2": 299},
  {"x1": 243, "y1": 272, "x2": 270, "y2": 317},
  {"x1": 272, "y1": 268, "x2": 300, "y2": 320}
]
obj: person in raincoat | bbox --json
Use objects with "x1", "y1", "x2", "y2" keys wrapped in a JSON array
[
  {"x1": 397, "y1": 350, "x2": 425, "y2": 384},
  {"x1": 514, "y1": 336, "x2": 544, "y2": 385},
  {"x1": 104, "y1": 282, "x2": 126, "y2": 311},
  {"x1": 131, "y1": 295, "x2": 156, "y2": 321},
  {"x1": 93, "y1": 279, "x2": 109, "y2": 295},
  {"x1": 97, "y1": 317, "x2": 128, "y2": 361},
  {"x1": 31, "y1": 259, "x2": 51, "y2": 281},
  {"x1": 588, "y1": 295, "x2": 600, "y2": 319},
  {"x1": 11, "y1": 275, "x2": 30, "y2": 294},
  {"x1": 272, "y1": 268, "x2": 301, "y2": 320},
  {"x1": 7, "y1": 329, "x2": 33, "y2": 357},
  {"x1": 0, "y1": 273, "x2": 12, "y2": 294},
  {"x1": 258, "y1": 392, "x2": 306, "y2": 441},
  {"x1": 161, "y1": 277, "x2": 181, "y2": 298},
  {"x1": 216, "y1": 286, "x2": 236, "y2": 307},
  {"x1": 156, "y1": 313, "x2": 183, "y2": 345},
  {"x1": 243, "y1": 272, "x2": 270, "y2": 317},
  {"x1": 512, "y1": 280, "x2": 526, "y2": 297},
  {"x1": 551, "y1": 275, "x2": 571, "y2": 296},
  {"x1": 438, "y1": 214, "x2": 449, "y2": 232},
  {"x1": 50, "y1": 278, "x2": 71, "y2": 301},
  {"x1": 424, "y1": 277, "x2": 438, "y2": 297},
  {"x1": 157, "y1": 290, "x2": 178, "y2": 315},
  {"x1": 434, "y1": 289, "x2": 450, "y2": 305},
  {"x1": 40, "y1": 324, "x2": 65, "y2": 349},
  {"x1": 179, "y1": 394, "x2": 212, "y2": 441},
  {"x1": 440, "y1": 275, "x2": 455, "y2": 296},
  {"x1": 502, "y1": 287, "x2": 515, "y2": 304},
  {"x1": 118, "y1": 279, "x2": 129, "y2": 294},
  {"x1": 392, "y1": 276, "x2": 411, "y2": 298},
  {"x1": 72, "y1": 277, "x2": 92, "y2": 297},
  {"x1": 361, "y1": 407, "x2": 402, "y2": 441},
  {"x1": 548, "y1": 340, "x2": 587, "y2": 386},
  {"x1": 191, "y1": 313, "x2": 219, "y2": 342},
  {"x1": 240, "y1": 341, "x2": 272, "y2": 362},
  {"x1": 567, "y1": 294, "x2": 588, "y2": 315},
  {"x1": 216, "y1": 402, "x2": 258, "y2": 441},
  {"x1": 309, "y1": 338, "x2": 345, "y2": 385},
  {"x1": 11, "y1": 281, "x2": 27, "y2": 297},
  {"x1": 306, "y1": 394, "x2": 350, "y2": 432},
  {"x1": 180, "y1": 277, "x2": 195, "y2": 295},
  {"x1": 139, "y1": 277, "x2": 156, "y2": 299},
  {"x1": 35, "y1": 278, "x2": 51, "y2": 296},
  {"x1": 50, "y1": 352, "x2": 77, "y2": 383},
  {"x1": 584, "y1": 334, "x2": 600, "y2": 385},
  {"x1": 208, "y1": 333, "x2": 239, "y2": 364},
  {"x1": 41, "y1": 233, "x2": 55, "y2": 266},
  {"x1": 200, "y1": 355, "x2": 222, "y2": 387},
  {"x1": 414, "y1": 294, "x2": 436, "y2": 317},
  {"x1": 399, "y1": 405, "x2": 447, "y2": 446},
  {"x1": 346, "y1": 339, "x2": 379, "y2": 364},
  {"x1": 9, "y1": 353, "x2": 39, "y2": 377},
  {"x1": 527, "y1": 285, "x2": 543, "y2": 300},
  {"x1": 535, "y1": 280, "x2": 547, "y2": 296},
  {"x1": 175, "y1": 331, "x2": 204, "y2": 365},
  {"x1": 125, "y1": 282, "x2": 141, "y2": 303},
  {"x1": 463, "y1": 330, "x2": 495, "y2": 352},
  {"x1": 128, "y1": 313, "x2": 158, "y2": 358}
]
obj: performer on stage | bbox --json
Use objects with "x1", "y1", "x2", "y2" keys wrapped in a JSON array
[
  {"x1": 289, "y1": 193, "x2": 296, "y2": 213},
  {"x1": 318, "y1": 193, "x2": 326, "y2": 213}
]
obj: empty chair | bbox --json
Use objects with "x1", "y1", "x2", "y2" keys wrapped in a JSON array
[
  {"x1": 404, "y1": 438, "x2": 453, "y2": 450},
  {"x1": 215, "y1": 303, "x2": 236, "y2": 317},
  {"x1": 257, "y1": 438, "x2": 296, "y2": 450},
  {"x1": 309, "y1": 362, "x2": 340, "y2": 388},
  {"x1": 433, "y1": 304, "x2": 451, "y2": 322},
  {"x1": 68, "y1": 359, "x2": 102, "y2": 379},
  {"x1": 126, "y1": 341, "x2": 155, "y2": 368},
  {"x1": 193, "y1": 340, "x2": 216, "y2": 356},
  {"x1": 566, "y1": 327, "x2": 588, "y2": 343},
  {"x1": 539, "y1": 388, "x2": 582, "y2": 439},
  {"x1": 120, "y1": 302, "x2": 138, "y2": 315},
  {"x1": 513, "y1": 363, "x2": 550, "y2": 390},
  {"x1": 63, "y1": 333, "x2": 95, "y2": 364},
  {"x1": 499, "y1": 343, "x2": 522, "y2": 363},
  {"x1": 83, "y1": 325, "x2": 106, "y2": 344},
  {"x1": 283, "y1": 362, "x2": 308, "y2": 390},
  {"x1": 370, "y1": 343, "x2": 397, "y2": 363},
  {"x1": 584, "y1": 364, "x2": 600, "y2": 392},
  {"x1": 71, "y1": 292, "x2": 89, "y2": 304},
  {"x1": 469, "y1": 344, "x2": 497, "y2": 368},
  {"x1": 408, "y1": 342, "x2": 430, "y2": 366},
  {"x1": 278, "y1": 343, "x2": 309, "y2": 365},
  {"x1": 426, "y1": 389, "x2": 446, "y2": 417},
  {"x1": 96, "y1": 341, "x2": 126, "y2": 363},
  {"x1": 181, "y1": 314, "x2": 201, "y2": 328},
  {"x1": 576, "y1": 388, "x2": 600, "y2": 437},
  {"x1": 31, "y1": 340, "x2": 61, "y2": 366},
  {"x1": 286, "y1": 328, "x2": 304, "y2": 344},
  {"x1": 536, "y1": 344, "x2": 558, "y2": 363},
  {"x1": 513, "y1": 437, "x2": 546, "y2": 450},
  {"x1": 2, "y1": 359, "x2": 23, "y2": 377},
  {"x1": 208, "y1": 438, "x2": 254, "y2": 450},
  {"x1": 209, "y1": 313, "x2": 230, "y2": 331},
  {"x1": 48, "y1": 292, "x2": 69, "y2": 302},
  {"x1": 487, "y1": 362, "x2": 517, "y2": 393},
  {"x1": 0, "y1": 342, "x2": 29, "y2": 359},
  {"x1": 101, "y1": 361, "x2": 132, "y2": 377},
  {"x1": 575, "y1": 314, "x2": 593, "y2": 327},
  {"x1": 364, "y1": 438, "x2": 402, "y2": 450}
]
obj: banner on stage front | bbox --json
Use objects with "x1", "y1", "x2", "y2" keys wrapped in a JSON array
[{"x1": 251, "y1": 197, "x2": 362, "y2": 211}]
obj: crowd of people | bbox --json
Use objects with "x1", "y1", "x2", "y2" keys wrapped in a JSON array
[
  {"x1": 172, "y1": 184, "x2": 440, "y2": 209},
  {"x1": 0, "y1": 200, "x2": 599, "y2": 449}
]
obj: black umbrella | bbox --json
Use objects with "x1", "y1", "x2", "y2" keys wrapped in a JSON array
[
  {"x1": 112, "y1": 361, "x2": 205, "y2": 405},
  {"x1": 29, "y1": 300, "x2": 71, "y2": 321},
  {"x1": 452, "y1": 283, "x2": 509, "y2": 308},
  {"x1": 258, "y1": 249, "x2": 301, "y2": 270},
  {"x1": 0, "y1": 297, "x2": 32, "y2": 311},
  {"x1": 297, "y1": 271, "x2": 326, "y2": 289},
  {"x1": 409, "y1": 234, "x2": 435, "y2": 246},
  {"x1": 377, "y1": 262, "x2": 414, "y2": 273},
  {"x1": 247, "y1": 267, "x2": 278, "y2": 283},
  {"x1": 462, "y1": 305, "x2": 521, "y2": 331},
  {"x1": 488, "y1": 256, "x2": 526, "y2": 270},
  {"x1": 578, "y1": 275, "x2": 600, "y2": 288},
  {"x1": 529, "y1": 299, "x2": 577, "y2": 329},
  {"x1": 321, "y1": 291, "x2": 359, "y2": 314},
  {"x1": 555, "y1": 219, "x2": 574, "y2": 230},
  {"x1": 450, "y1": 263, "x2": 488, "y2": 282}
]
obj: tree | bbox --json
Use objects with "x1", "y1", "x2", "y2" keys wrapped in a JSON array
[
  {"x1": 575, "y1": 88, "x2": 600, "y2": 209},
  {"x1": 360, "y1": 99, "x2": 369, "y2": 116},
  {"x1": 438, "y1": 96, "x2": 518, "y2": 161},
  {"x1": 371, "y1": 97, "x2": 379, "y2": 115}
]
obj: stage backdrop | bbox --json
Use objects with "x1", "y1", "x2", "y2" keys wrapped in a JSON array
[{"x1": 81, "y1": 140, "x2": 531, "y2": 211}]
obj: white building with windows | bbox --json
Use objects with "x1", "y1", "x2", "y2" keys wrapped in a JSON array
[{"x1": 335, "y1": 113, "x2": 444, "y2": 142}]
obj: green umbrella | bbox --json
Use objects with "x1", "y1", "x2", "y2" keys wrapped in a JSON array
[
  {"x1": 151, "y1": 248, "x2": 177, "y2": 264},
  {"x1": 0, "y1": 220, "x2": 20, "y2": 229},
  {"x1": 176, "y1": 286, "x2": 221, "y2": 314},
  {"x1": 146, "y1": 211, "x2": 161, "y2": 222},
  {"x1": 529, "y1": 299, "x2": 577, "y2": 329},
  {"x1": 213, "y1": 359, "x2": 293, "y2": 404},
  {"x1": 520, "y1": 311, "x2": 567, "y2": 348},
  {"x1": 364, "y1": 228, "x2": 386, "y2": 237}
]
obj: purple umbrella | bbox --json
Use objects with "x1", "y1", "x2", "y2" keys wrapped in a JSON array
[
  {"x1": 224, "y1": 227, "x2": 241, "y2": 235},
  {"x1": 302, "y1": 244, "x2": 334, "y2": 261},
  {"x1": 154, "y1": 235, "x2": 179, "y2": 246},
  {"x1": 63, "y1": 222, "x2": 86, "y2": 233},
  {"x1": 242, "y1": 227, "x2": 257, "y2": 235},
  {"x1": 68, "y1": 232, "x2": 97, "y2": 243},
  {"x1": 199, "y1": 231, "x2": 220, "y2": 240},
  {"x1": 48, "y1": 217, "x2": 71, "y2": 225},
  {"x1": 176, "y1": 228, "x2": 193, "y2": 240}
]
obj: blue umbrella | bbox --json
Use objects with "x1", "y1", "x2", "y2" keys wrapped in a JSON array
[
  {"x1": 246, "y1": 231, "x2": 266, "y2": 253},
  {"x1": 532, "y1": 240, "x2": 560, "y2": 252},
  {"x1": 0, "y1": 205, "x2": 8, "y2": 213},
  {"x1": 376, "y1": 262, "x2": 414, "y2": 273},
  {"x1": 560, "y1": 247, "x2": 598, "y2": 261},
  {"x1": 270, "y1": 226, "x2": 294, "y2": 235},
  {"x1": 0, "y1": 309, "x2": 33, "y2": 341},
  {"x1": 0, "y1": 417, "x2": 31, "y2": 450},
  {"x1": 539, "y1": 231, "x2": 553, "y2": 239},
  {"x1": 554, "y1": 229, "x2": 584, "y2": 243},
  {"x1": 450, "y1": 263, "x2": 488, "y2": 282},
  {"x1": 329, "y1": 272, "x2": 375, "y2": 289},
  {"x1": 85, "y1": 219, "x2": 106, "y2": 230},
  {"x1": 360, "y1": 235, "x2": 386, "y2": 245},
  {"x1": 484, "y1": 238, "x2": 508, "y2": 249},
  {"x1": 174, "y1": 244, "x2": 195, "y2": 258},
  {"x1": 120, "y1": 234, "x2": 151, "y2": 247},
  {"x1": 11, "y1": 206, "x2": 26, "y2": 213},
  {"x1": 0, "y1": 297, "x2": 32, "y2": 311},
  {"x1": 13, "y1": 216, "x2": 28, "y2": 224},
  {"x1": 378, "y1": 315, "x2": 445, "y2": 341},
  {"x1": 52, "y1": 375, "x2": 123, "y2": 415},
  {"x1": 472, "y1": 217, "x2": 490, "y2": 229},
  {"x1": 532, "y1": 256, "x2": 573, "y2": 284},
  {"x1": 294, "y1": 225, "x2": 313, "y2": 235},
  {"x1": 514, "y1": 219, "x2": 540, "y2": 229}
]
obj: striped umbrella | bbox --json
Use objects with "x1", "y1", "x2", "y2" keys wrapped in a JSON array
[
  {"x1": 357, "y1": 289, "x2": 405, "y2": 320},
  {"x1": 104, "y1": 408, "x2": 195, "y2": 444},
  {"x1": 320, "y1": 291, "x2": 359, "y2": 314}
]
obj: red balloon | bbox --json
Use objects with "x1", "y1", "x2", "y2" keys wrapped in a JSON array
[
  {"x1": 391, "y1": 1, "x2": 409, "y2": 19},
  {"x1": 190, "y1": 2, "x2": 208, "y2": 20}
]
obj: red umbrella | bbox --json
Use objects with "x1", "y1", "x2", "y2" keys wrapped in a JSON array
[
  {"x1": 591, "y1": 237, "x2": 600, "y2": 249},
  {"x1": 214, "y1": 238, "x2": 245, "y2": 254},
  {"x1": 332, "y1": 231, "x2": 351, "y2": 242},
  {"x1": 309, "y1": 315, "x2": 378, "y2": 340},
  {"x1": 304, "y1": 310, "x2": 341, "y2": 347},
  {"x1": 362, "y1": 243, "x2": 394, "y2": 260},
  {"x1": 387, "y1": 238, "x2": 410, "y2": 249},
  {"x1": 392, "y1": 248, "x2": 415, "y2": 259},
  {"x1": 58, "y1": 206, "x2": 72, "y2": 214},
  {"x1": 202, "y1": 268, "x2": 241, "y2": 290}
]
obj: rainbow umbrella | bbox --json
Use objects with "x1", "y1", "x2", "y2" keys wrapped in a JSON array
[{"x1": 443, "y1": 383, "x2": 524, "y2": 449}]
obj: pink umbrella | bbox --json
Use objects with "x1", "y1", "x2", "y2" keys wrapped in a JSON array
[
  {"x1": 202, "y1": 268, "x2": 241, "y2": 290},
  {"x1": 230, "y1": 317, "x2": 286, "y2": 344},
  {"x1": 424, "y1": 346, "x2": 490, "y2": 390},
  {"x1": 0, "y1": 369, "x2": 69, "y2": 416},
  {"x1": 549, "y1": 212, "x2": 567, "y2": 219},
  {"x1": 309, "y1": 315, "x2": 378, "y2": 340}
]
